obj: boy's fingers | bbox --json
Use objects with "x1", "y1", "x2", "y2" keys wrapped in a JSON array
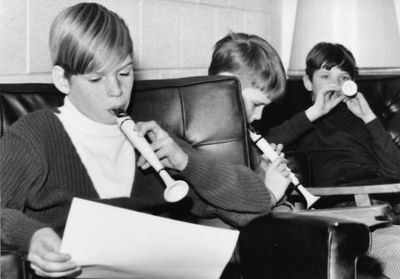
[
  {"x1": 275, "y1": 143, "x2": 284, "y2": 154},
  {"x1": 134, "y1": 121, "x2": 165, "y2": 139},
  {"x1": 29, "y1": 252, "x2": 77, "y2": 273},
  {"x1": 137, "y1": 156, "x2": 151, "y2": 169},
  {"x1": 270, "y1": 157, "x2": 286, "y2": 168},
  {"x1": 41, "y1": 251, "x2": 71, "y2": 262},
  {"x1": 31, "y1": 263, "x2": 81, "y2": 278}
]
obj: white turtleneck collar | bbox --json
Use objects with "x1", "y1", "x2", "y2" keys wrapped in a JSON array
[
  {"x1": 56, "y1": 96, "x2": 135, "y2": 198},
  {"x1": 58, "y1": 97, "x2": 121, "y2": 137}
]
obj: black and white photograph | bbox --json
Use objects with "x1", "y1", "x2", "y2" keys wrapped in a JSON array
[{"x1": 1, "y1": 0, "x2": 400, "y2": 278}]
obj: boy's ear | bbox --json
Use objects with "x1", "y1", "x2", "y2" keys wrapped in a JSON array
[
  {"x1": 303, "y1": 75, "x2": 313, "y2": 92},
  {"x1": 52, "y1": 65, "x2": 70, "y2": 95}
]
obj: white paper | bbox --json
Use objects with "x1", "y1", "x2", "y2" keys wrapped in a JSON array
[{"x1": 61, "y1": 198, "x2": 239, "y2": 279}]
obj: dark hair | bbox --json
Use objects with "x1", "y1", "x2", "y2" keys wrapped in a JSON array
[
  {"x1": 305, "y1": 42, "x2": 357, "y2": 80},
  {"x1": 208, "y1": 32, "x2": 286, "y2": 101}
]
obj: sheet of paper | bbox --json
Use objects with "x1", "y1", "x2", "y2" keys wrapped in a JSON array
[{"x1": 61, "y1": 198, "x2": 239, "y2": 279}]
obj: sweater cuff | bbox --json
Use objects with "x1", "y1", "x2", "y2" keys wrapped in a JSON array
[
  {"x1": 179, "y1": 150, "x2": 273, "y2": 213},
  {"x1": 2, "y1": 210, "x2": 47, "y2": 253},
  {"x1": 365, "y1": 118, "x2": 387, "y2": 140},
  {"x1": 296, "y1": 112, "x2": 314, "y2": 129}
]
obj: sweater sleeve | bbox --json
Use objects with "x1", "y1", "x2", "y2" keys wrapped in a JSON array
[
  {"x1": 265, "y1": 112, "x2": 313, "y2": 145},
  {"x1": 1, "y1": 131, "x2": 48, "y2": 252},
  {"x1": 365, "y1": 118, "x2": 400, "y2": 178},
  {"x1": 176, "y1": 138, "x2": 272, "y2": 228}
]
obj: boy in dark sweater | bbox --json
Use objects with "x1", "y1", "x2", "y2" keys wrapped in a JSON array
[{"x1": 297, "y1": 42, "x2": 400, "y2": 187}]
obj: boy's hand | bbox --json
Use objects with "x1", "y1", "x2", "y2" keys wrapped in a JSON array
[
  {"x1": 269, "y1": 142, "x2": 284, "y2": 157},
  {"x1": 344, "y1": 92, "x2": 376, "y2": 123},
  {"x1": 263, "y1": 157, "x2": 291, "y2": 203},
  {"x1": 306, "y1": 84, "x2": 345, "y2": 121},
  {"x1": 135, "y1": 121, "x2": 189, "y2": 171},
  {"x1": 28, "y1": 227, "x2": 81, "y2": 278}
]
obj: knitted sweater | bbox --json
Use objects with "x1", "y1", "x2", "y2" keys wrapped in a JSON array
[
  {"x1": 296, "y1": 104, "x2": 400, "y2": 186},
  {"x1": 1, "y1": 110, "x2": 272, "y2": 252}
]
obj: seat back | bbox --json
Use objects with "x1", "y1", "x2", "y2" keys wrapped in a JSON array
[
  {"x1": 131, "y1": 76, "x2": 251, "y2": 167},
  {"x1": 0, "y1": 84, "x2": 64, "y2": 136},
  {"x1": 1, "y1": 76, "x2": 250, "y2": 164}
]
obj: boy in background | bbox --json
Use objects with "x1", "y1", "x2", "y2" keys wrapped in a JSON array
[{"x1": 295, "y1": 42, "x2": 400, "y2": 187}]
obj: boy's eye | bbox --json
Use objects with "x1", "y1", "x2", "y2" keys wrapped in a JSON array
[
  {"x1": 320, "y1": 75, "x2": 329, "y2": 79},
  {"x1": 119, "y1": 71, "x2": 132, "y2": 77},
  {"x1": 88, "y1": 77, "x2": 102, "y2": 83},
  {"x1": 85, "y1": 73, "x2": 103, "y2": 83},
  {"x1": 341, "y1": 76, "x2": 351, "y2": 81}
]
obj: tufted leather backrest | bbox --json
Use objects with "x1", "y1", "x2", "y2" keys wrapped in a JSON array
[
  {"x1": 0, "y1": 76, "x2": 250, "y2": 167},
  {"x1": 357, "y1": 76, "x2": 400, "y2": 147},
  {"x1": 130, "y1": 76, "x2": 251, "y2": 165},
  {"x1": 0, "y1": 84, "x2": 64, "y2": 136},
  {"x1": 254, "y1": 75, "x2": 400, "y2": 149}
]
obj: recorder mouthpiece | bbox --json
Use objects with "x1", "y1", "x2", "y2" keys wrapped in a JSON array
[
  {"x1": 113, "y1": 108, "x2": 129, "y2": 118},
  {"x1": 342, "y1": 80, "x2": 358, "y2": 97}
]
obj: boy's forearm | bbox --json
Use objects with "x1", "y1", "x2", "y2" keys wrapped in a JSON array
[
  {"x1": 266, "y1": 112, "x2": 313, "y2": 145},
  {"x1": 1, "y1": 209, "x2": 47, "y2": 252},
  {"x1": 179, "y1": 148, "x2": 273, "y2": 213}
]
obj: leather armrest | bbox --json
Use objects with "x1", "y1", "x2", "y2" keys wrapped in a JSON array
[
  {"x1": 1, "y1": 244, "x2": 26, "y2": 279},
  {"x1": 308, "y1": 183, "x2": 400, "y2": 206},
  {"x1": 294, "y1": 204, "x2": 391, "y2": 228},
  {"x1": 239, "y1": 212, "x2": 370, "y2": 279},
  {"x1": 308, "y1": 183, "x2": 400, "y2": 196}
]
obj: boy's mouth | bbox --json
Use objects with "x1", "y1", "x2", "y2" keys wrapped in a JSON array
[{"x1": 112, "y1": 108, "x2": 128, "y2": 118}]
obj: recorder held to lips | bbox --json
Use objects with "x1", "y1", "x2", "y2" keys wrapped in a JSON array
[
  {"x1": 113, "y1": 109, "x2": 189, "y2": 203},
  {"x1": 342, "y1": 80, "x2": 358, "y2": 98}
]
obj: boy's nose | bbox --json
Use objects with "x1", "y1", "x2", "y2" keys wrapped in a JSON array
[
  {"x1": 253, "y1": 106, "x2": 264, "y2": 121},
  {"x1": 107, "y1": 77, "x2": 123, "y2": 97},
  {"x1": 334, "y1": 78, "x2": 344, "y2": 87}
]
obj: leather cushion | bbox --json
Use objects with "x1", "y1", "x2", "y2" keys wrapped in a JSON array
[{"x1": 1, "y1": 246, "x2": 26, "y2": 279}]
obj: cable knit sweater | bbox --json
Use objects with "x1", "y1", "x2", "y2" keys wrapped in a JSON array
[{"x1": 1, "y1": 109, "x2": 272, "y2": 252}]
